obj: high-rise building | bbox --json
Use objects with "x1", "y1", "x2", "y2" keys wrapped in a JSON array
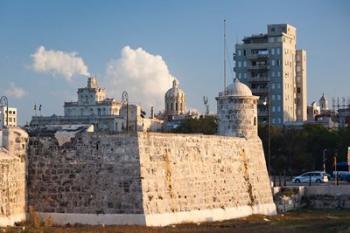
[
  {"x1": 0, "y1": 107, "x2": 17, "y2": 128},
  {"x1": 296, "y1": 50, "x2": 307, "y2": 121},
  {"x1": 234, "y1": 24, "x2": 307, "y2": 125}
]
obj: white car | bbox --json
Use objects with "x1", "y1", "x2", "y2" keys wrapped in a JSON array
[{"x1": 292, "y1": 171, "x2": 329, "y2": 183}]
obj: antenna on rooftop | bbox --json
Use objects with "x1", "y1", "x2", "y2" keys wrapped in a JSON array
[{"x1": 224, "y1": 19, "x2": 227, "y2": 95}]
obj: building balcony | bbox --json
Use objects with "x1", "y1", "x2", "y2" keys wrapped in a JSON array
[
  {"x1": 251, "y1": 87, "x2": 268, "y2": 94},
  {"x1": 246, "y1": 53, "x2": 269, "y2": 60},
  {"x1": 247, "y1": 64, "x2": 270, "y2": 70},
  {"x1": 249, "y1": 76, "x2": 270, "y2": 82}
]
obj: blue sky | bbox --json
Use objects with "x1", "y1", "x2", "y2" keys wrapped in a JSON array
[{"x1": 0, "y1": 0, "x2": 349, "y2": 124}]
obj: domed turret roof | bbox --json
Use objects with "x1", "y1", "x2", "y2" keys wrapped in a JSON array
[
  {"x1": 319, "y1": 93, "x2": 327, "y2": 102},
  {"x1": 165, "y1": 79, "x2": 185, "y2": 98},
  {"x1": 225, "y1": 78, "x2": 252, "y2": 96}
]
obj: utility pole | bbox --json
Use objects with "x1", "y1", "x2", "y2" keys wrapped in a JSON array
[
  {"x1": 224, "y1": 19, "x2": 227, "y2": 95},
  {"x1": 334, "y1": 150, "x2": 338, "y2": 185},
  {"x1": 323, "y1": 149, "x2": 327, "y2": 173},
  {"x1": 263, "y1": 96, "x2": 271, "y2": 174}
]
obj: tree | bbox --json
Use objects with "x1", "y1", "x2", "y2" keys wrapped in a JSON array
[{"x1": 172, "y1": 116, "x2": 217, "y2": 135}]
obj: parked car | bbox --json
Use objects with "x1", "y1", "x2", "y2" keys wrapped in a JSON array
[{"x1": 292, "y1": 171, "x2": 329, "y2": 183}]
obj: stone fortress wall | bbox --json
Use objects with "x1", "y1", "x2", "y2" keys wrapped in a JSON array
[
  {"x1": 0, "y1": 128, "x2": 28, "y2": 226},
  {"x1": 27, "y1": 131, "x2": 275, "y2": 226}
]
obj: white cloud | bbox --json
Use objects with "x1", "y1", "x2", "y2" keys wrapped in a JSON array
[
  {"x1": 105, "y1": 46, "x2": 174, "y2": 112},
  {"x1": 5, "y1": 82, "x2": 26, "y2": 99},
  {"x1": 31, "y1": 46, "x2": 90, "y2": 80}
]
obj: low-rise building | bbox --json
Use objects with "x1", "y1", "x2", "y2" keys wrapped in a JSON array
[
  {"x1": 30, "y1": 76, "x2": 163, "y2": 132},
  {"x1": 0, "y1": 106, "x2": 17, "y2": 128}
]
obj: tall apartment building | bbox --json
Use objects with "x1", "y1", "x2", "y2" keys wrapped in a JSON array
[
  {"x1": 234, "y1": 24, "x2": 307, "y2": 125},
  {"x1": 295, "y1": 50, "x2": 307, "y2": 121},
  {"x1": 0, "y1": 106, "x2": 17, "y2": 128}
]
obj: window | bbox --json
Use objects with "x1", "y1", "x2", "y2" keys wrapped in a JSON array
[
  {"x1": 277, "y1": 59, "x2": 281, "y2": 66},
  {"x1": 297, "y1": 87, "x2": 301, "y2": 93},
  {"x1": 237, "y1": 50, "x2": 242, "y2": 56},
  {"x1": 272, "y1": 95, "x2": 276, "y2": 100},
  {"x1": 243, "y1": 61, "x2": 247, "y2": 67},
  {"x1": 238, "y1": 61, "x2": 242, "y2": 67},
  {"x1": 238, "y1": 73, "x2": 242, "y2": 79},
  {"x1": 276, "y1": 48, "x2": 281, "y2": 55},
  {"x1": 271, "y1": 60, "x2": 275, "y2": 66},
  {"x1": 243, "y1": 50, "x2": 246, "y2": 56},
  {"x1": 272, "y1": 83, "x2": 275, "y2": 89},
  {"x1": 272, "y1": 71, "x2": 275, "y2": 77},
  {"x1": 271, "y1": 48, "x2": 275, "y2": 55},
  {"x1": 244, "y1": 73, "x2": 247, "y2": 79},
  {"x1": 277, "y1": 71, "x2": 281, "y2": 77},
  {"x1": 297, "y1": 66, "x2": 301, "y2": 72},
  {"x1": 272, "y1": 106, "x2": 276, "y2": 112},
  {"x1": 277, "y1": 106, "x2": 281, "y2": 112},
  {"x1": 277, "y1": 95, "x2": 281, "y2": 100},
  {"x1": 272, "y1": 118, "x2": 276, "y2": 124}
]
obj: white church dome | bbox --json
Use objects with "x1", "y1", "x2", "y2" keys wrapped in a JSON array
[
  {"x1": 165, "y1": 79, "x2": 185, "y2": 98},
  {"x1": 225, "y1": 78, "x2": 252, "y2": 96}
]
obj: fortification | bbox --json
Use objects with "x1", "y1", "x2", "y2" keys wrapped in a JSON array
[
  {"x1": 0, "y1": 128, "x2": 28, "y2": 226},
  {"x1": 26, "y1": 131, "x2": 275, "y2": 226}
]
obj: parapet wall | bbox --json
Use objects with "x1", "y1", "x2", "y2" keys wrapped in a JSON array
[
  {"x1": 0, "y1": 128, "x2": 28, "y2": 226},
  {"x1": 27, "y1": 132, "x2": 275, "y2": 226}
]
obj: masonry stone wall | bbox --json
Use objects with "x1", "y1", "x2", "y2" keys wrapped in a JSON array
[
  {"x1": 27, "y1": 133, "x2": 143, "y2": 215},
  {"x1": 27, "y1": 132, "x2": 275, "y2": 226},
  {"x1": 0, "y1": 128, "x2": 28, "y2": 226},
  {"x1": 138, "y1": 133, "x2": 275, "y2": 225},
  {"x1": 216, "y1": 96, "x2": 259, "y2": 138}
]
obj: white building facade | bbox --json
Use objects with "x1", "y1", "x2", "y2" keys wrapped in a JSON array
[
  {"x1": 0, "y1": 107, "x2": 17, "y2": 128},
  {"x1": 234, "y1": 24, "x2": 307, "y2": 126}
]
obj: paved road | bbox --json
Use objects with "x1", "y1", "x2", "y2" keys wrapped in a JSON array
[{"x1": 274, "y1": 180, "x2": 350, "y2": 187}]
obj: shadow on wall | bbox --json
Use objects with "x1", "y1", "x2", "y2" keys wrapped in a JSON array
[{"x1": 27, "y1": 132, "x2": 146, "y2": 225}]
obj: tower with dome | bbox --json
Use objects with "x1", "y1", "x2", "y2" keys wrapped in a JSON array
[
  {"x1": 216, "y1": 78, "x2": 259, "y2": 138},
  {"x1": 164, "y1": 79, "x2": 186, "y2": 117}
]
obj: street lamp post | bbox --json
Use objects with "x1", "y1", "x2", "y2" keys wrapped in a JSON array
[
  {"x1": 323, "y1": 149, "x2": 327, "y2": 173},
  {"x1": 263, "y1": 96, "x2": 271, "y2": 175},
  {"x1": 122, "y1": 91, "x2": 129, "y2": 132},
  {"x1": 0, "y1": 96, "x2": 9, "y2": 127}
]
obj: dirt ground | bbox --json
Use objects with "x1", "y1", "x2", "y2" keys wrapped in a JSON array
[{"x1": 2, "y1": 209, "x2": 350, "y2": 233}]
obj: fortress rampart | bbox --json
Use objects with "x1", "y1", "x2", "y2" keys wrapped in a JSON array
[
  {"x1": 26, "y1": 131, "x2": 275, "y2": 226},
  {"x1": 0, "y1": 128, "x2": 27, "y2": 226}
]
